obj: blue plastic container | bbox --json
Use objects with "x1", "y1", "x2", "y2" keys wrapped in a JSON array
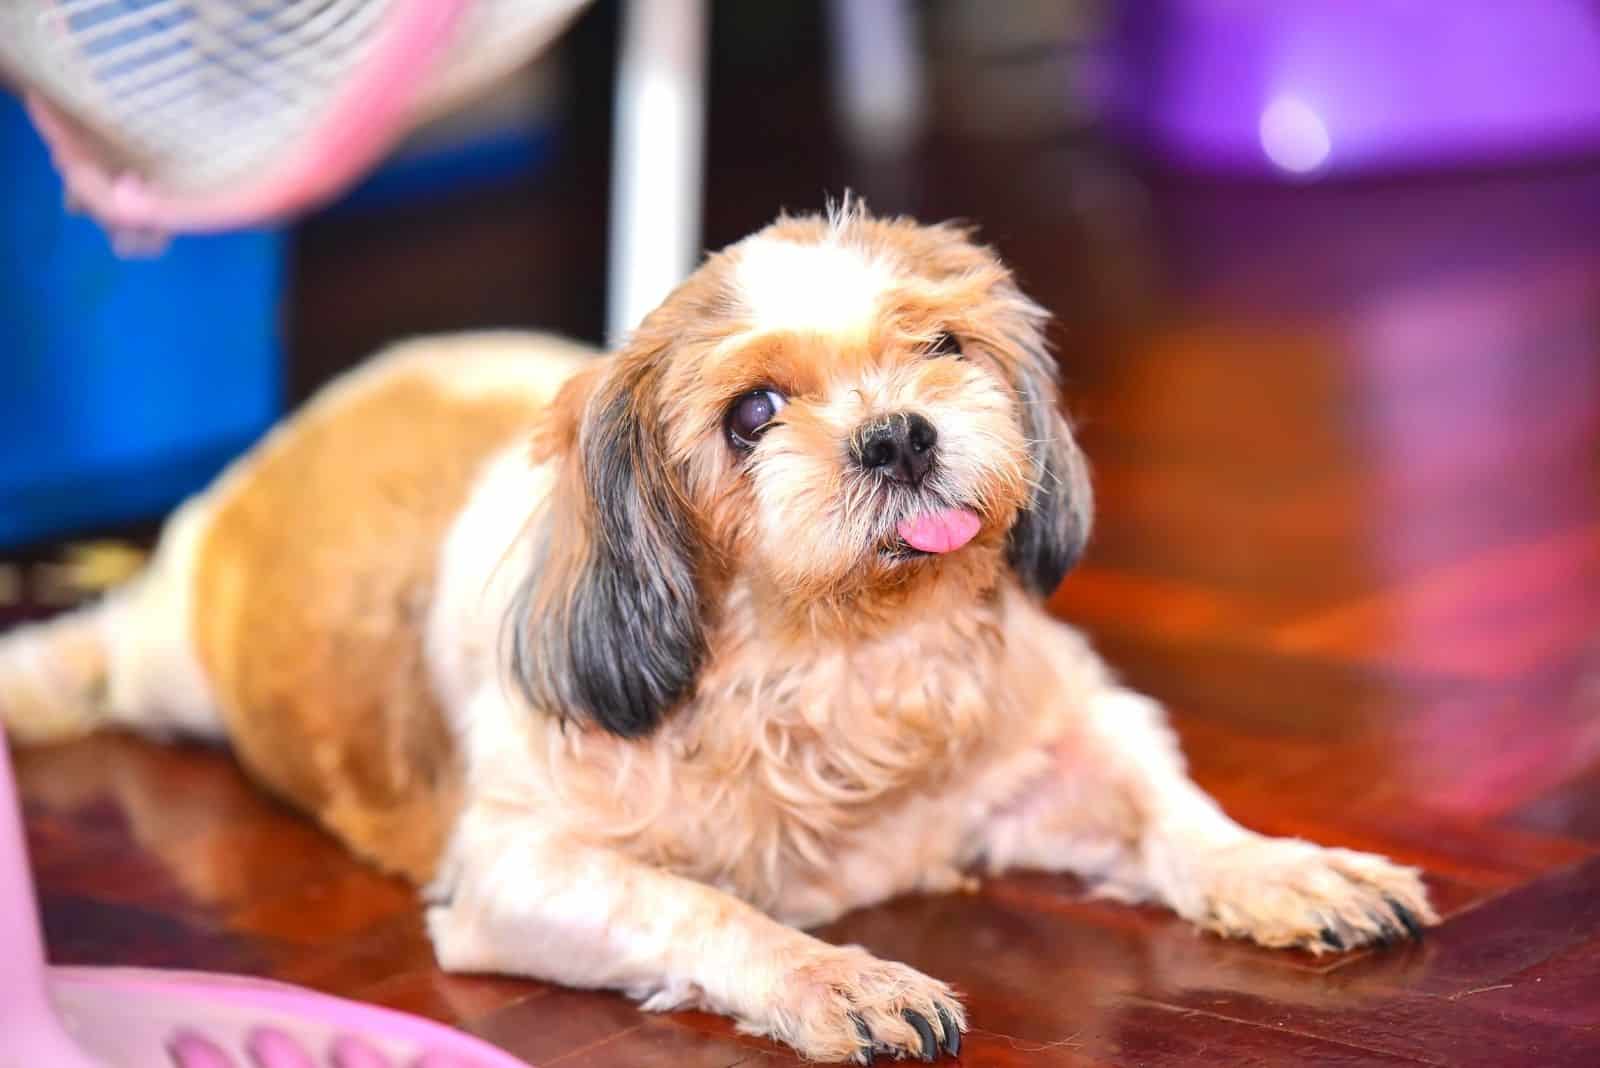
[{"x1": 0, "y1": 94, "x2": 284, "y2": 547}]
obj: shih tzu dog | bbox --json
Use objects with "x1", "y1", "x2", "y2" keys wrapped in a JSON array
[{"x1": 1, "y1": 207, "x2": 1435, "y2": 1064}]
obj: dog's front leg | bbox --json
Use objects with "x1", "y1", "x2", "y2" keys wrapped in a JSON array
[
  {"x1": 426, "y1": 801, "x2": 965, "y2": 1064},
  {"x1": 978, "y1": 623, "x2": 1437, "y2": 952}
]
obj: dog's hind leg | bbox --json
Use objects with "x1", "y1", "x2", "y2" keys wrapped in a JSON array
[
  {"x1": 0, "y1": 498, "x2": 221, "y2": 745},
  {"x1": 0, "y1": 593, "x2": 118, "y2": 743}
]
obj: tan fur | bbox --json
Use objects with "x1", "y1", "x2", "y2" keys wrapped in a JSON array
[
  {"x1": 192, "y1": 351, "x2": 562, "y2": 883},
  {"x1": 0, "y1": 212, "x2": 1436, "y2": 1065},
  {"x1": 495, "y1": 581, "x2": 1017, "y2": 921}
]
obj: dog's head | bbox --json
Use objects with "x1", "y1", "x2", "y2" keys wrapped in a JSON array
[{"x1": 511, "y1": 207, "x2": 1092, "y2": 737}]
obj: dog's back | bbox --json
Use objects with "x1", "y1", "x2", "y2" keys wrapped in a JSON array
[{"x1": 0, "y1": 332, "x2": 590, "y2": 881}]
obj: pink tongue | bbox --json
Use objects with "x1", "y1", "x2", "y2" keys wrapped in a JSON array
[{"x1": 897, "y1": 508, "x2": 982, "y2": 554}]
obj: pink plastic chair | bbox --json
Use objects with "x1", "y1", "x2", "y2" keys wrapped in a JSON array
[{"x1": 0, "y1": 732, "x2": 533, "y2": 1068}]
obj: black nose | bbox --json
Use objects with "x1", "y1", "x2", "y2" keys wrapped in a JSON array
[{"x1": 855, "y1": 412, "x2": 938, "y2": 485}]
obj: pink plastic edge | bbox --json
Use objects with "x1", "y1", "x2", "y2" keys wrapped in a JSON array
[
  {"x1": 51, "y1": 966, "x2": 535, "y2": 1068},
  {"x1": 24, "y1": 0, "x2": 475, "y2": 235}
]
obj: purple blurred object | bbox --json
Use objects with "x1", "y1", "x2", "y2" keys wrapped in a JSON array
[{"x1": 1103, "y1": 0, "x2": 1600, "y2": 178}]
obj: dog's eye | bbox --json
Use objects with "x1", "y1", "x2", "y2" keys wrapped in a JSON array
[
  {"x1": 726, "y1": 388, "x2": 788, "y2": 449},
  {"x1": 927, "y1": 332, "x2": 963, "y2": 359}
]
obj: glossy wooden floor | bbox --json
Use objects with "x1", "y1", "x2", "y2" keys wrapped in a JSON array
[{"x1": 10, "y1": 7, "x2": 1600, "y2": 1065}]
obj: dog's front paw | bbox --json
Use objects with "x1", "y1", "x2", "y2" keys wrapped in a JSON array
[
  {"x1": 1177, "y1": 831, "x2": 1440, "y2": 952},
  {"x1": 1181, "y1": 835, "x2": 1438, "y2": 953},
  {"x1": 747, "y1": 945, "x2": 966, "y2": 1064}
]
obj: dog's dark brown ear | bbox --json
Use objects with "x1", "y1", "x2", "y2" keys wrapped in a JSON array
[
  {"x1": 508, "y1": 355, "x2": 705, "y2": 738},
  {"x1": 1005, "y1": 317, "x2": 1093, "y2": 598}
]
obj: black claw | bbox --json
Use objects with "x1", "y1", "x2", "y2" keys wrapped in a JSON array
[
  {"x1": 936, "y1": 1005, "x2": 961, "y2": 1057},
  {"x1": 1366, "y1": 909, "x2": 1399, "y2": 947},
  {"x1": 1388, "y1": 898, "x2": 1425, "y2": 940},
  {"x1": 851, "y1": 1012, "x2": 875, "y2": 1065},
  {"x1": 903, "y1": 1010, "x2": 938, "y2": 1062},
  {"x1": 1319, "y1": 926, "x2": 1345, "y2": 951}
]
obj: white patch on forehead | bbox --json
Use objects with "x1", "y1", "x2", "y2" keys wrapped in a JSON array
[{"x1": 734, "y1": 237, "x2": 896, "y2": 339}]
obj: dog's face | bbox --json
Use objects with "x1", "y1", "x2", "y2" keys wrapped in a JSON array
[{"x1": 512, "y1": 209, "x2": 1092, "y2": 736}]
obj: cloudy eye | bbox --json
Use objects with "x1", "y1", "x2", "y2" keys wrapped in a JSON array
[
  {"x1": 927, "y1": 332, "x2": 963, "y2": 359},
  {"x1": 726, "y1": 388, "x2": 788, "y2": 449}
]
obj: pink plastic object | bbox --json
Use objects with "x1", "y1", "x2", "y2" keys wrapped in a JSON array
[
  {"x1": 0, "y1": 1, "x2": 589, "y2": 242},
  {"x1": 21, "y1": 0, "x2": 469, "y2": 238},
  {"x1": 0, "y1": 733, "x2": 534, "y2": 1068}
]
